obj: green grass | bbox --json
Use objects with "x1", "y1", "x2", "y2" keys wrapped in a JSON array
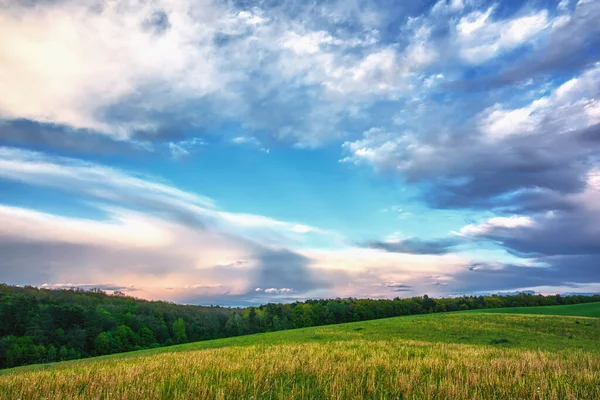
[
  {"x1": 1, "y1": 306, "x2": 599, "y2": 399},
  {"x1": 463, "y1": 301, "x2": 600, "y2": 317}
]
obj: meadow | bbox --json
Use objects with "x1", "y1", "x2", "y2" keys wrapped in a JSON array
[
  {"x1": 464, "y1": 301, "x2": 600, "y2": 317},
  {"x1": 1, "y1": 303, "x2": 599, "y2": 399}
]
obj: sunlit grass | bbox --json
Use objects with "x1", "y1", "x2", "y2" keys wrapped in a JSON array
[
  {"x1": 463, "y1": 301, "x2": 600, "y2": 317},
  {"x1": 1, "y1": 311, "x2": 599, "y2": 399}
]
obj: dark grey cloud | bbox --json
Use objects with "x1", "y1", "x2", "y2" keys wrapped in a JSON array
[
  {"x1": 0, "y1": 119, "x2": 211, "y2": 160},
  {"x1": 455, "y1": 195, "x2": 600, "y2": 291},
  {"x1": 100, "y1": 93, "x2": 219, "y2": 142},
  {"x1": 161, "y1": 247, "x2": 350, "y2": 306},
  {"x1": 469, "y1": 209, "x2": 600, "y2": 258},
  {"x1": 0, "y1": 238, "x2": 336, "y2": 306},
  {"x1": 447, "y1": 0, "x2": 600, "y2": 90},
  {"x1": 451, "y1": 255, "x2": 600, "y2": 293},
  {"x1": 5, "y1": 0, "x2": 77, "y2": 8},
  {"x1": 393, "y1": 121, "x2": 600, "y2": 212},
  {"x1": 251, "y1": 248, "x2": 330, "y2": 293},
  {"x1": 384, "y1": 283, "x2": 413, "y2": 292},
  {"x1": 143, "y1": 10, "x2": 171, "y2": 35},
  {"x1": 386, "y1": 283, "x2": 411, "y2": 288},
  {"x1": 493, "y1": 189, "x2": 578, "y2": 214},
  {"x1": 0, "y1": 119, "x2": 143, "y2": 155},
  {"x1": 92, "y1": 74, "x2": 349, "y2": 149},
  {"x1": 0, "y1": 240, "x2": 196, "y2": 285},
  {"x1": 367, "y1": 237, "x2": 461, "y2": 255}
]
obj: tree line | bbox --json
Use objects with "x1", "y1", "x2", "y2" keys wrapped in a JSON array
[{"x1": 1, "y1": 283, "x2": 598, "y2": 369}]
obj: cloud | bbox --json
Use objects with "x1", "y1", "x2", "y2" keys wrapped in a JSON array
[
  {"x1": 0, "y1": 147, "x2": 215, "y2": 209},
  {"x1": 459, "y1": 216, "x2": 535, "y2": 237},
  {"x1": 450, "y1": 0, "x2": 600, "y2": 88},
  {"x1": 336, "y1": 17, "x2": 600, "y2": 294},
  {"x1": 2, "y1": 0, "x2": 598, "y2": 151},
  {"x1": 6, "y1": 144, "x2": 593, "y2": 301},
  {"x1": 0, "y1": 147, "x2": 340, "y2": 246},
  {"x1": 0, "y1": 119, "x2": 146, "y2": 155},
  {"x1": 0, "y1": 1, "x2": 217, "y2": 136},
  {"x1": 0, "y1": 147, "x2": 406, "y2": 303},
  {"x1": 460, "y1": 169, "x2": 600, "y2": 257},
  {"x1": 0, "y1": 194, "x2": 478, "y2": 303},
  {"x1": 383, "y1": 282, "x2": 413, "y2": 292},
  {"x1": 367, "y1": 237, "x2": 461, "y2": 255},
  {"x1": 449, "y1": 255, "x2": 600, "y2": 293},
  {"x1": 0, "y1": 204, "x2": 172, "y2": 248},
  {"x1": 342, "y1": 64, "x2": 600, "y2": 211},
  {"x1": 263, "y1": 288, "x2": 293, "y2": 294},
  {"x1": 455, "y1": 7, "x2": 549, "y2": 64},
  {"x1": 168, "y1": 138, "x2": 205, "y2": 159},
  {"x1": 0, "y1": 0, "x2": 440, "y2": 148},
  {"x1": 143, "y1": 9, "x2": 171, "y2": 35},
  {"x1": 231, "y1": 136, "x2": 269, "y2": 153},
  {"x1": 250, "y1": 248, "x2": 328, "y2": 294},
  {"x1": 0, "y1": 199, "x2": 339, "y2": 305},
  {"x1": 0, "y1": 0, "x2": 231, "y2": 136},
  {"x1": 301, "y1": 246, "x2": 473, "y2": 298},
  {"x1": 438, "y1": 170, "x2": 600, "y2": 291},
  {"x1": 2, "y1": 0, "x2": 599, "y2": 301}
]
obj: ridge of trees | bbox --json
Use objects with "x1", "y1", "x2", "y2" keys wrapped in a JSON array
[{"x1": 1, "y1": 283, "x2": 598, "y2": 369}]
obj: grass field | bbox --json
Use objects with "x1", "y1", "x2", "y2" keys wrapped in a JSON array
[
  {"x1": 1, "y1": 304, "x2": 599, "y2": 399},
  {"x1": 464, "y1": 301, "x2": 600, "y2": 317}
]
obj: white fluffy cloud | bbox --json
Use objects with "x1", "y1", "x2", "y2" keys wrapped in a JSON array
[
  {"x1": 478, "y1": 64, "x2": 600, "y2": 139},
  {"x1": 456, "y1": 7, "x2": 549, "y2": 64},
  {"x1": 459, "y1": 216, "x2": 535, "y2": 236},
  {"x1": 0, "y1": 0, "x2": 227, "y2": 136},
  {"x1": 342, "y1": 63, "x2": 600, "y2": 176},
  {"x1": 2, "y1": 0, "x2": 589, "y2": 148},
  {"x1": 0, "y1": 0, "x2": 454, "y2": 147}
]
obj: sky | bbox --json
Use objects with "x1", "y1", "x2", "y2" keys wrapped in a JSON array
[{"x1": 0, "y1": 0, "x2": 599, "y2": 306}]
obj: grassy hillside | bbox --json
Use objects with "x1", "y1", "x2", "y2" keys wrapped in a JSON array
[
  {"x1": 1, "y1": 309, "x2": 599, "y2": 399},
  {"x1": 464, "y1": 301, "x2": 600, "y2": 317}
]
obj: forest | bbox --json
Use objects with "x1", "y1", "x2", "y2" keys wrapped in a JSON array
[{"x1": 1, "y1": 283, "x2": 598, "y2": 369}]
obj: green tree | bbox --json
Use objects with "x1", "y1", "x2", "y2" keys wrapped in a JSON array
[
  {"x1": 112, "y1": 325, "x2": 137, "y2": 351},
  {"x1": 6, "y1": 343, "x2": 22, "y2": 367},
  {"x1": 94, "y1": 332, "x2": 113, "y2": 355},
  {"x1": 225, "y1": 313, "x2": 246, "y2": 336},
  {"x1": 248, "y1": 307, "x2": 259, "y2": 333},
  {"x1": 46, "y1": 344, "x2": 57, "y2": 362},
  {"x1": 292, "y1": 303, "x2": 314, "y2": 328},
  {"x1": 58, "y1": 345, "x2": 69, "y2": 361},
  {"x1": 138, "y1": 326, "x2": 156, "y2": 347},
  {"x1": 172, "y1": 318, "x2": 187, "y2": 344},
  {"x1": 272, "y1": 315, "x2": 283, "y2": 331}
]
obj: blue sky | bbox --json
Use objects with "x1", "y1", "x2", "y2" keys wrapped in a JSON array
[{"x1": 0, "y1": 0, "x2": 599, "y2": 305}]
